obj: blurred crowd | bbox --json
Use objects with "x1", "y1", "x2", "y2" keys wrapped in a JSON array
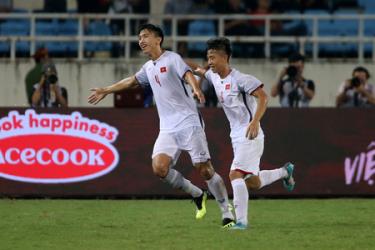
[
  {"x1": 2, "y1": 0, "x2": 371, "y2": 108},
  {"x1": 24, "y1": 48, "x2": 375, "y2": 109}
]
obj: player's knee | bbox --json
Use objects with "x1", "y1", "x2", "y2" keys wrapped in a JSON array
[
  {"x1": 196, "y1": 162, "x2": 214, "y2": 180},
  {"x1": 152, "y1": 162, "x2": 169, "y2": 178},
  {"x1": 245, "y1": 176, "x2": 261, "y2": 190},
  {"x1": 152, "y1": 154, "x2": 172, "y2": 178}
]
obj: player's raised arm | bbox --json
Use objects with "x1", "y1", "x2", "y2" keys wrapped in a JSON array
[{"x1": 88, "y1": 76, "x2": 139, "y2": 105}]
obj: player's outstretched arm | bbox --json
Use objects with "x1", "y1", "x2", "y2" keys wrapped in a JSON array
[{"x1": 88, "y1": 76, "x2": 139, "y2": 105}]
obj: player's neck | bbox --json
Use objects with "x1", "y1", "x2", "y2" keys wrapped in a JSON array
[
  {"x1": 218, "y1": 65, "x2": 231, "y2": 79},
  {"x1": 149, "y1": 47, "x2": 164, "y2": 61}
]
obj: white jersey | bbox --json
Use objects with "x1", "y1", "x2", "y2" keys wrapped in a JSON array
[
  {"x1": 205, "y1": 68, "x2": 264, "y2": 142},
  {"x1": 135, "y1": 51, "x2": 202, "y2": 132}
]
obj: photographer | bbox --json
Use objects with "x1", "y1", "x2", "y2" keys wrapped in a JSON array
[
  {"x1": 31, "y1": 62, "x2": 68, "y2": 108},
  {"x1": 336, "y1": 66, "x2": 375, "y2": 108},
  {"x1": 271, "y1": 53, "x2": 315, "y2": 107}
]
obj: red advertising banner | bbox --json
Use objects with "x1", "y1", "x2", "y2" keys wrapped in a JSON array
[{"x1": 0, "y1": 108, "x2": 374, "y2": 197}]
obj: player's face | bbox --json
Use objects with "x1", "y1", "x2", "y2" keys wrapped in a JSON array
[
  {"x1": 207, "y1": 49, "x2": 228, "y2": 73},
  {"x1": 138, "y1": 29, "x2": 161, "y2": 54}
]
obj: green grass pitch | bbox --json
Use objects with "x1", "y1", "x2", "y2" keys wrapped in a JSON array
[{"x1": 0, "y1": 199, "x2": 374, "y2": 250}]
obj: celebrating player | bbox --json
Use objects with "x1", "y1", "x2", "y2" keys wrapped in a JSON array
[
  {"x1": 88, "y1": 24, "x2": 234, "y2": 228},
  {"x1": 189, "y1": 37, "x2": 295, "y2": 230}
]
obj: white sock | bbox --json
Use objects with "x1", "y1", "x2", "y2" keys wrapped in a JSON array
[
  {"x1": 162, "y1": 169, "x2": 203, "y2": 198},
  {"x1": 258, "y1": 168, "x2": 288, "y2": 189},
  {"x1": 206, "y1": 173, "x2": 233, "y2": 219},
  {"x1": 231, "y1": 178, "x2": 249, "y2": 226}
]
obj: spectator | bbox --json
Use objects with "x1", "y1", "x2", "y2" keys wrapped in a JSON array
[
  {"x1": 271, "y1": 53, "x2": 315, "y2": 107},
  {"x1": 77, "y1": 0, "x2": 110, "y2": 13},
  {"x1": 164, "y1": 0, "x2": 193, "y2": 56},
  {"x1": 250, "y1": 0, "x2": 271, "y2": 30},
  {"x1": 0, "y1": 0, "x2": 12, "y2": 12},
  {"x1": 186, "y1": 0, "x2": 216, "y2": 57},
  {"x1": 130, "y1": 0, "x2": 149, "y2": 14},
  {"x1": 336, "y1": 66, "x2": 375, "y2": 108},
  {"x1": 44, "y1": 0, "x2": 67, "y2": 13},
  {"x1": 25, "y1": 48, "x2": 49, "y2": 105},
  {"x1": 251, "y1": 0, "x2": 286, "y2": 35},
  {"x1": 216, "y1": 0, "x2": 260, "y2": 57},
  {"x1": 31, "y1": 63, "x2": 68, "y2": 108},
  {"x1": 108, "y1": 0, "x2": 133, "y2": 33}
]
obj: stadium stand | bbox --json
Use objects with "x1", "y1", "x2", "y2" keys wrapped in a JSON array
[{"x1": 0, "y1": 0, "x2": 374, "y2": 59}]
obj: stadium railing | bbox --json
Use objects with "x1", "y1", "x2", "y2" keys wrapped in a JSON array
[{"x1": 0, "y1": 13, "x2": 375, "y2": 62}]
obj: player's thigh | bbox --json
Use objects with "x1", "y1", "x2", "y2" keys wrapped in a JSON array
[
  {"x1": 179, "y1": 126, "x2": 211, "y2": 165},
  {"x1": 230, "y1": 137, "x2": 264, "y2": 175},
  {"x1": 152, "y1": 132, "x2": 181, "y2": 167}
]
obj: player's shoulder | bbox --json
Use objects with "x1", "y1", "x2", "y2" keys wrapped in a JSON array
[
  {"x1": 204, "y1": 69, "x2": 217, "y2": 81},
  {"x1": 205, "y1": 68, "x2": 214, "y2": 76},
  {"x1": 142, "y1": 59, "x2": 154, "y2": 68},
  {"x1": 163, "y1": 50, "x2": 180, "y2": 59},
  {"x1": 231, "y1": 68, "x2": 258, "y2": 82}
]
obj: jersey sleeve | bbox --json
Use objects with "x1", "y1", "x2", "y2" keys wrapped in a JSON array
[
  {"x1": 238, "y1": 74, "x2": 263, "y2": 94},
  {"x1": 173, "y1": 53, "x2": 191, "y2": 79},
  {"x1": 135, "y1": 65, "x2": 150, "y2": 86}
]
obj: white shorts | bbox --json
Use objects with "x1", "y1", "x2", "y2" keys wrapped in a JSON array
[
  {"x1": 152, "y1": 126, "x2": 211, "y2": 165},
  {"x1": 230, "y1": 136, "x2": 264, "y2": 175}
]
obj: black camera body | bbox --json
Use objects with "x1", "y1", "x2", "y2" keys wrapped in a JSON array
[
  {"x1": 350, "y1": 77, "x2": 362, "y2": 88},
  {"x1": 286, "y1": 65, "x2": 298, "y2": 79},
  {"x1": 44, "y1": 73, "x2": 58, "y2": 86}
]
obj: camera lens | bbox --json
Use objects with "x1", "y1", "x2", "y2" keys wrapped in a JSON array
[
  {"x1": 351, "y1": 77, "x2": 361, "y2": 88},
  {"x1": 47, "y1": 75, "x2": 58, "y2": 84},
  {"x1": 287, "y1": 66, "x2": 298, "y2": 79}
]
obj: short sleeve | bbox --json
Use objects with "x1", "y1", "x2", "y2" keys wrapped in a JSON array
[
  {"x1": 237, "y1": 74, "x2": 263, "y2": 94},
  {"x1": 135, "y1": 65, "x2": 149, "y2": 86},
  {"x1": 173, "y1": 53, "x2": 191, "y2": 79}
]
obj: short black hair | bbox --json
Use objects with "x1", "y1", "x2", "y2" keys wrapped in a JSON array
[
  {"x1": 352, "y1": 66, "x2": 370, "y2": 79},
  {"x1": 138, "y1": 23, "x2": 164, "y2": 47},
  {"x1": 206, "y1": 37, "x2": 232, "y2": 59},
  {"x1": 288, "y1": 53, "x2": 305, "y2": 63}
]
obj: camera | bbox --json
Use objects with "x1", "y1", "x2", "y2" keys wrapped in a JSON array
[
  {"x1": 42, "y1": 62, "x2": 58, "y2": 86},
  {"x1": 350, "y1": 77, "x2": 362, "y2": 88},
  {"x1": 286, "y1": 65, "x2": 298, "y2": 79},
  {"x1": 46, "y1": 74, "x2": 58, "y2": 85}
]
